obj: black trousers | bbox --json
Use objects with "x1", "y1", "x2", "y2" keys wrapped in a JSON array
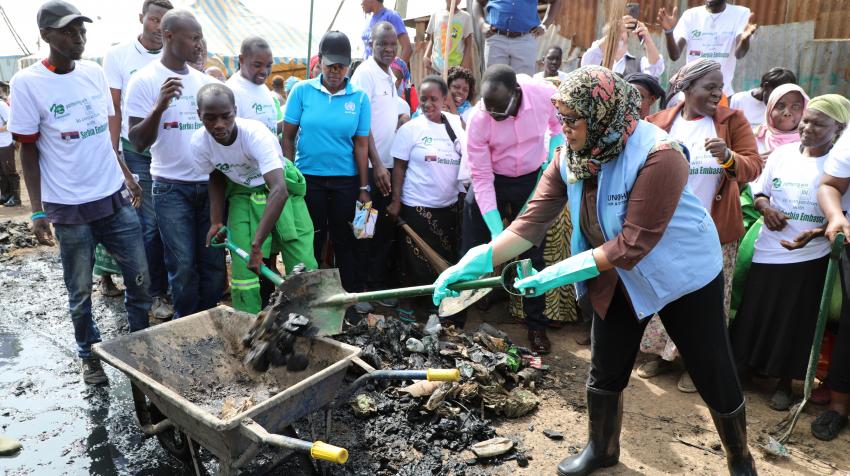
[
  {"x1": 827, "y1": 256, "x2": 850, "y2": 393},
  {"x1": 304, "y1": 175, "x2": 363, "y2": 292},
  {"x1": 589, "y1": 274, "x2": 744, "y2": 413},
  {"x1": 357, "y1": 167, "x2": 396, "y2": 291},
  {"x1": 461, "y1": 170, "x2": 548, "y2": 330}
]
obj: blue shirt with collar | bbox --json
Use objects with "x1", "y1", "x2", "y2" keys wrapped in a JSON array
[
  {"x1": 486, "y1": 0, "x2": 540, "y2": 33},
  {"x1": 284, "y1": 75, "x2": 371, "y2": 177},
  {"x1": 362, "y1": 7, "x2": 408, "y2": 58}
]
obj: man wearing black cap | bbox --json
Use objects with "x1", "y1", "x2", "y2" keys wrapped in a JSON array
[
  {"x1": 126, "y1": 9, "x2": 224, "y2": 320},
  {"x1": 8, "y1": 0, "x2": 151, "y2": 385},
  {"x1": 282, "y1": 31, "x2": 372, "y2": 295}
]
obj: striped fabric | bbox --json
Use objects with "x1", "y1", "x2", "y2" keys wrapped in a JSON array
[{"x1": 190, "y1": 0, "x2": 317, "y2": 73}]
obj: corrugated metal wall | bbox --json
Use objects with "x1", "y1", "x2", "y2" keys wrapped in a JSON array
[{"x1": 552, "y1": 0, "x2": 600, "y2": 49}]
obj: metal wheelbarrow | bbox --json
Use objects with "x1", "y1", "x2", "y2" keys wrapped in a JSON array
[{"x1": 93, "y1": 306, "x2": 460, "y2": 475}]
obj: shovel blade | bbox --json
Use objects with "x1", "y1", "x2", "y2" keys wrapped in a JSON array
[{"x1": 269, "y1": 269, "x2": 348, "y2": 336}]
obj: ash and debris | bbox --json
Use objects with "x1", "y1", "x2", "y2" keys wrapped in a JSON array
[
  {"x1": 320, "y1": 314, "x2": 549, "y2": 475},
  {"x1": 0, "y1": 220, "x2": 38, "y2": 254}
]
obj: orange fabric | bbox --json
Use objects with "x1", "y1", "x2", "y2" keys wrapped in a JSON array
[{"x1": 646, "y1": 103, "x2": 762, "y2": 244}]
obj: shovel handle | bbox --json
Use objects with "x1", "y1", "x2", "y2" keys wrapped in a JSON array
[{"x1": 211, "y1": 226, "x2": 284, "y2": 286}]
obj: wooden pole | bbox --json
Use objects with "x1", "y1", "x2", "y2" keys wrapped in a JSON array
[{"x1": 442, "y1": 0, "x2": 458, "y2": 81}]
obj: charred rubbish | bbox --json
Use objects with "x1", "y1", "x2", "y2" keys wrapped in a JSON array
[{"x1": 320, "y1": 315, "x2": 547, "y2": 474}]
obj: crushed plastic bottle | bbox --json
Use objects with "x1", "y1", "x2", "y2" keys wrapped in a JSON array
[{"x1": 424, "y1": 314, "x2": 442, "y2": 335}]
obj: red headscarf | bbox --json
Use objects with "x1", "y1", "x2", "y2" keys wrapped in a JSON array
[{"x1": 308, "y1": 55, "x2": 320, "y2": 78}]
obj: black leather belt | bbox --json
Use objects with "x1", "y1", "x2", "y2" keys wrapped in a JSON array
[{"x1": 492, "y1": 28, "x2": 528, "y2": 38}]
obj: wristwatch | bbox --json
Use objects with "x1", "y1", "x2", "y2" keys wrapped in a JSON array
[{"x1": 359, "y1": 185, "x2": 371, "y2": 192}]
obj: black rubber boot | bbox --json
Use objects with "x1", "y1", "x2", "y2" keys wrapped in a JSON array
[
  {"x1": 557, "y1": 387, "x2": 622, "y2": 476},
  {"x1": 710, "y1": 401, "x2": 758, "y2": 475}
]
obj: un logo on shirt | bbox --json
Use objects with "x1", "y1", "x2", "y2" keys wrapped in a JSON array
[{"x1": 344, "y1": 101, "x2": 356, "y2": 115}]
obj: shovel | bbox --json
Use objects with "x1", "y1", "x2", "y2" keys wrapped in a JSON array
[
  {"x1": 211, "y1": 227, "x2": 533, "y2": 336},
  {"x1": 767, "y1": 232, "x2": 845, "y2": 456}
]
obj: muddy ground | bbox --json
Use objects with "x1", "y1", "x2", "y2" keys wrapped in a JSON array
[{"x1": 2, "y1": 232, "x2": 850, "y2": 475}]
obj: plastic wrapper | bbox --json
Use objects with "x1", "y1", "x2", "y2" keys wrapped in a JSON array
[{"x1": 352, "y1": 200, "x2": 378, "y2": 239}]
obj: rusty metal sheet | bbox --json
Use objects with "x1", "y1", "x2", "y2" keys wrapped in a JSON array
[
  {"x1": 797, "y1": 39, "x2": 850, "y2": 97},
  {"x1": 552, "y1": 0, "x2": 600, "y2": 48}
]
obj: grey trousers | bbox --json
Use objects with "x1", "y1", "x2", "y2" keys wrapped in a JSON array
[{"x1": 484, "y1": 33, "x2": 537, "y2": 75}]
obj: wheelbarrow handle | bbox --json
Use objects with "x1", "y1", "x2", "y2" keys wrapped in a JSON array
[
  {"x1": 211, "y1": 226, "x2": 284, "y2": 286},
  {"x1": 240, "y1": 418, "x2": 349, "y2": 464}
]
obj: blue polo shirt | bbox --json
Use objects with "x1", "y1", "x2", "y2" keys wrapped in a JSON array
[
  {"x1": 486, "y1": 0, "x2": 540, "y2": 33},
  {"x1": 362, "y1": 7, "x2": 407, "y2": 58},
  {"x1": 284, "y1": 76, "x2": 371, "y2": 177}
]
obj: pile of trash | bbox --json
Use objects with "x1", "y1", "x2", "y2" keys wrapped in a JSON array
[
  {"x1": 330, "y1": 314, "x2": 546, "y2": 474},
  {"x1": 0, "y1": 221, "x2": 37, "y2": 254}
]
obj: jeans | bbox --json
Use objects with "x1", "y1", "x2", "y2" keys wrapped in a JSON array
[
  {"x1": 53, "y1": 204, "x2": 151, "y2": 359},
  {"x1": 462, "y1": 171, "x2": 548, "y2": 330},
  {"x1": 827, "y1": 256, "x2": 850, "y2": 393},
  {"x1": 304, "y1": 174, "x2": 363, "y2": 292},
  {"x1": 124, "y1": 150, "x2": 169, "y2": 297},
  {"x1": 484, "y1": 33, "x2": 537, "y2": 75},
  {"x1": 358, "y1": 168, "x2": 396, "y2": 290},
  {"x1": 589, "y1": 274, "x2": 744, "y2": 413},
  {"x1": 152, "y1": 180, "x2": 225, "y2": 318}
]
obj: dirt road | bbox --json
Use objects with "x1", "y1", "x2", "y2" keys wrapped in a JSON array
[{"x1": 1, "y1": 238, "x2": 849, "y2": 475}]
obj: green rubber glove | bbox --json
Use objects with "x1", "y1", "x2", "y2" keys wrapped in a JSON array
[
  {"x1": 546, "y1": 133, "x2": 566, "y2": 167},
  {"x1": 432, "y1": 244, "x2": 494, "y2": 306},
  {"x1": 482, "y1": 209, "x2": 504, "y2": 240},
  {"x1": 514, "y1": 249, "x2": 600, "y2": 297}
]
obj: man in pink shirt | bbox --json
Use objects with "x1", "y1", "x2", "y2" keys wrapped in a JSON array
[{"x1": 462, "y1": 64, "x2": 565, "y2": 352}]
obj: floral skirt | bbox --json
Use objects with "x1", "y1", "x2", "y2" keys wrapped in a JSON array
[{"x1": 640, "y1": 241, "x2": 738, "y2": 361}]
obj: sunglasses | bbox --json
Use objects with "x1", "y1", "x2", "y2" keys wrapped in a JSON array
[
  {"x1": 487, "y1": 91, "x2": 517, "y2": 120},
  {"x1": 556, "y1": 112, "x2": 584, "y2": 128}
]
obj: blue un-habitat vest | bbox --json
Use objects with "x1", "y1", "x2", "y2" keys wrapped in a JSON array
[{"x1": 560, "y1": 120, "x2": 722, "y2": 320}]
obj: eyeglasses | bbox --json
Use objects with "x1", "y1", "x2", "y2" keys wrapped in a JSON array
[
  {"x1": 487, "y1": 92, "x2": 517, "y2": 120},
  {"x1": 556, "y1": 112, "x2": 584, "y2": 128}
]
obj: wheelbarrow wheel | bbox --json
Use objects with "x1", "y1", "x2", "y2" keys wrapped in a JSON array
[{"x1": 156, "y1": 426, "x2": 192, "y2": 461}]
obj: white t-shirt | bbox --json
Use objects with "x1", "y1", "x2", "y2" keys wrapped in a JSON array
[
  {"x1": 669, "y1": 114, "x2": 723, "y2": 211},
  {"x1": 191, "y1": 117, "x2": 283, "y2": 188},
  {"x1": 533, "y1": 70, "x2": 569, "y2": 81},
  {"x1": 226, "y1": 73, "x2": 279, "y2": 134},
  {"x1": 751, "y1": 143, "x2": 849, "y2": 264},
  {"x1": 8, "y1": 60, "x2": 123, "y2": 204},
  {"x1": 350, "y1": 56, "x2": 398, "y2": 169},
  {"x1": 102, "y1": 37, "x2": 161, "y2": 141},
  {"x1": 0, "y1": 101, "x2": 12, "y2": 147},
  {"x1": 729, "y1": 88, "x2": 765, "y2": 128},
  {"x1": 390, "y1": 113, "x2": 465, "y2": 208},
  {"x1": 824, "y1": 131, "x2": 850, "y2": 178},
  {"x1": 673, "y1": 4, "x2": 750, "y2": 96},
  {"x1": 125, "y1": 61, "x2": 217, "y2": 182}
]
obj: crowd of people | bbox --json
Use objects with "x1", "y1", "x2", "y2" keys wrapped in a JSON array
[{"x1": 5, "y1": 0, "x2": 850, "y2": 474}]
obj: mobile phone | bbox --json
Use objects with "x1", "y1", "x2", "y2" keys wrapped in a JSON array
[{"x1": 625, "y1": 3, "x2": 640, "y2": 29}]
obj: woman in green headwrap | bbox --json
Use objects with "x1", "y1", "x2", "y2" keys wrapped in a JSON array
[
  {"x1": 801, "y1": 94, "x2": 850, "y2": 440},
  {"x1": 730, "y1": 95, "x2": 848, "y2": 412}
]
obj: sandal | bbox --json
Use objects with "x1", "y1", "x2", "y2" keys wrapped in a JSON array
[{"x1": 811, "y1": 410, "x2": 848, "y2": 441}]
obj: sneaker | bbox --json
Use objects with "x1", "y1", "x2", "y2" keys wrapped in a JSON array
[
  {"x1": 81, "y1": 358, "x2": 109, "y2": 385},
  {"x1": 637, "y1": 358, "x2": 674, "y2": 379},
  {"x1": 353, "y1": 302, "x2": 373, "y2": 314},
  {"x1": 377, "y1": 297, "x2": 398, "y2": 308},
  {"x1": 677, "y1": 371, "x2": 697, "y2": 393},
  {"x1": 2, "y1": 195, "x2": 20, "y2": 207},
  {"x1": 769, "y1": 386, "x2": 794, "y2": 411},
  {"x1": 151, "y1": 296, "x2": 174, "y2": 320},
  {"x1": 99, "y1": 277, "x2": 123, "y2": 297}
]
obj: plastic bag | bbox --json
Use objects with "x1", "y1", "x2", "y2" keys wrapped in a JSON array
[{"x1": 352, "y1": 201, "x2": 378, "y2": 239}]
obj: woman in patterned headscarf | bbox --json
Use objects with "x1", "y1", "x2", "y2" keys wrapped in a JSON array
[{"x1": 432, "y1": 66, "x2": 757, "y2": 475}]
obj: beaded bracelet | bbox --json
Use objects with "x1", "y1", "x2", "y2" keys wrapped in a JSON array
[
  {"x1": 721, "y1": 156, "x2": 735, "y2": 169},
  {"x1": 31, "y1": 211, "x2": 47, "y2": 221}
]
